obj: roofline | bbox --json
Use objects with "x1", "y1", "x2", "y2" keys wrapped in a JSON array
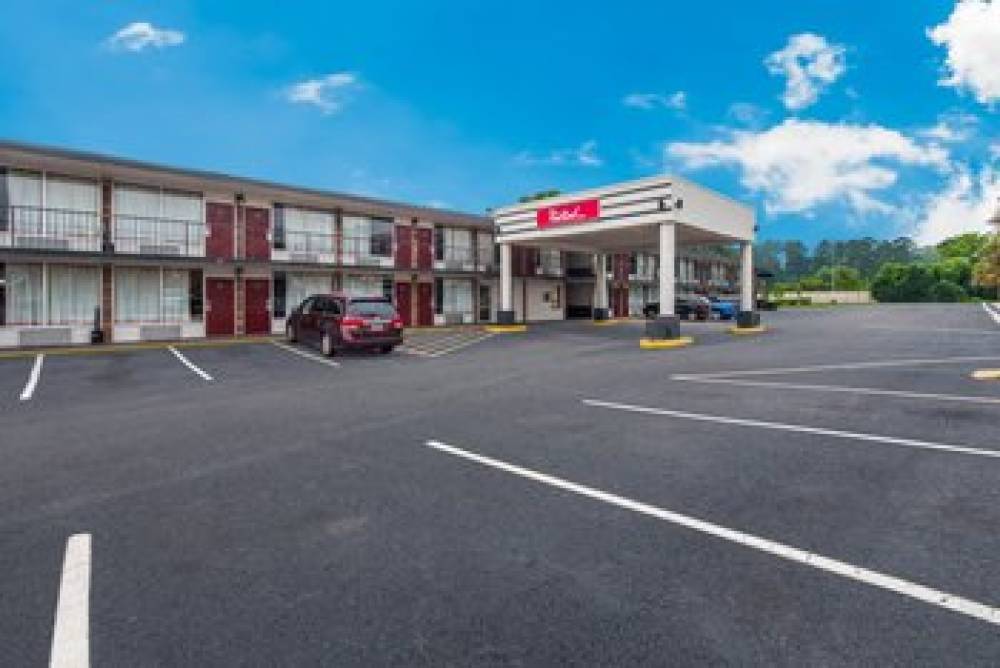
[{"x1": 0, "y1": 138, "x2": 493, "y2": 229}]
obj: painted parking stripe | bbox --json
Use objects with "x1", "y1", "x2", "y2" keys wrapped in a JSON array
[
  {"x1": 582, "y1": 398, "x2": 1000, "y2": 459},
  {"x1": 425, "y1": 440, "x2": 1000, "y2": 626},
  {"x1": 19, "y1": 353, "x2": 44, "y2": 401},
  {"x1": 672, "y1": 376, "x2": 1000, "y2": 406},
  {"x1": 984, "y1": 302, "x2": 1000, "y2": 326},
  {"x1": 167, "y1": 346, "x2": 214, "y2": 381},
  {"x1": 271, "y1": 341, "x2": 341, "y2": 368},
  {"x1": 675, "y1": 354, "x2": 1000, "y2": 380},
  {"x1": 50, "y1": 533, "x2": 91, "y2": 668}
]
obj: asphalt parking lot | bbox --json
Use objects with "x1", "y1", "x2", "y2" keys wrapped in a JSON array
[{"x1": 3, "y1": 303, "x2": 1000, "y2": 665}]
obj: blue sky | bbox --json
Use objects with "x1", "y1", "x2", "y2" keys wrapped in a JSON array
[{"x1": 1, "y1": 1, "x2": 997, "y2": 246}]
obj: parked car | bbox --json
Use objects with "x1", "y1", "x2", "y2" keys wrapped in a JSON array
[
  {"x1": 642, "y1": 297, "x2": 711, "y2": 320},
  {"x1": 708, "y1": 296, "x2": 738, "y2": 320},
  {"x1": 286, "y1": 293, "x2": 403, "y2": 356}
]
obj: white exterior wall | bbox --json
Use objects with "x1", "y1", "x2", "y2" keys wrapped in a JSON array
[{"x1": 512, "y1": 277, "x2": 564, "y2": 322}]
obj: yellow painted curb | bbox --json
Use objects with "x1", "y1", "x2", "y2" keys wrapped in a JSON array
[
  {"x1": 639, "y1": 336, "x2": 694, "y2": 349},
  {"x1": 0, "y1": 336, "x2": 276, "y2": 360},
  {"x1": 728, "y1": 326, "x2": 768, "y2": 335},
  {"x1": 592, "y1": 319, "x2": 627, "y2": 326},
  {"x1": 971, "y1": 369, "x2": 1000, "y2": 381},
  {"x1": 484, "y1": 324, "x2": 528, "y2": 333}
]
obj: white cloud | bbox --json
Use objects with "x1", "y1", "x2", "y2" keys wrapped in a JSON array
[
  {"x1": 913, "y1": 164, "x2": 999, "y2": 244},
  {"x1": 623, "y1": 91, "x2": 686, "y2": 111},
  {"x1": 667, "y1": 119, "x2": 949, "y2": 215},
  {"x1": 765, "y1": 33, "x2": 847, "y2": 110},
  {"x1": 286, "y1": 72, "x2": 360, "y2": 114},
  {"x1": 919, "y1": 111, "x2": 979, "y2": 143},
  {"x1": 107, "y1": 22, "x2": 185, "y2": 52},
  {"x1": 515, "y1": 140, "x2": 604, "y2": 168},
  {"x1": 928, "y1": 0, "x2": 1000, "y2": 105}
]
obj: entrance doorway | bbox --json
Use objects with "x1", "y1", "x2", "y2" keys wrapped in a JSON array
[
  {"x1": 478, "y1": 284, "x2": 491, "y2": 322},
  {"x1": 244, "y1": 278, "x2": 270, "y2": 335},
  {"x1": 395, "y1": 281, "x2": 413, "y2": 327},
  {"x1": 206, "y1": 278, "x2": 235, "y2": 337}
]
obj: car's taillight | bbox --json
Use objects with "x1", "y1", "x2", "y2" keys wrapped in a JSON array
[
  {"x1": 341, "y1": 317, "x2": 365, "y2": 329},
  {"x1": 391, "y1": 317, "x2": 403, "y2": 329}
]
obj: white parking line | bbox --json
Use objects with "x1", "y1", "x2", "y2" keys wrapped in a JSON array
[
  {"x1": 582, "y1": 398, "x2": 1000, "y2": 459},
  {"x1": 425, "y1": 439, "x2": 1000, "y2": 626},
  {"x1": 271, "y1": 341, "x2": 340, "y2": 367},
  {"x1": 672, "y1": 376, "x2": 1000, "y2": 406},
  {"x1": 675, "y1": 355, "x2": 1000, "y2": 380},
  {"x1": 50, "y1": 533, "x2": 91, "y2": 668},
  {"x1": 167, "y1": 346, "x2": 214, "y2": 381},
  {"x1": 19, "y1": 353, "x2": 44, "y2": 401},
  {"x1": 983, "y1": 302, "x2": 1000, "y2": 326}
]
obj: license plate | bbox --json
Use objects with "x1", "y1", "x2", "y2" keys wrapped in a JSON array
[{"x1": 369, "y1": 322, "x2": 385, "y2": 332}]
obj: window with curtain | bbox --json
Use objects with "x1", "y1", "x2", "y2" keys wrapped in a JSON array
[
  {"x1": 48, "y1": 265, "x2": 100, "y2": 325},
  {"x1": 286, "y1": 273, "x2": 332, "y2": 313},
  {"x1": 5, "y1": 263, "x2": 43, "y2": 325},
  {"x1": 439, "y1": 227, "x2": 471, "y2": 262},
  {"x1": 284, "y1": 207, "x2": 334, "y2": 254},
  {"x1": 115, "y1": 267, "x2": 161, "y2": 323},
  {"x1": 114, "y1": 186, "x2": 203, "y2": 253},
  {"x1": 343, "y1": 216, "x2": 392, "y2": 259},
  {"x1": 441, "y1": 279, "x2": 473, "y2": 315},
  {"x1": 343, "y1": 274, "x2": 385, "y2": 298},
  {"x1": 7, "y1": 171, "x2": 43, "y2": 236},
  {"x1": 47, "y1": 177, "x2": 99, "y2": 251},
  {"x1": 162, "y1": 270, "x2": 191, "y2": 322}
]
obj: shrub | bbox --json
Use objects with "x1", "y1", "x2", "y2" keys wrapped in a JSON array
[{"x1": 927, "y1": 280, "x2": 966, "y2": 303}]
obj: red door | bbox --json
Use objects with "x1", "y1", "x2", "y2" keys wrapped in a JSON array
[
  {"x1": 206, "y1": 203, "x2": 234, "y2": 260},
  {"x1": 395, "y1": 226, "x2": 412, "y2": 269},
  {"x1": 395, "y1": 282, "x2": 412, "y2": 327},
  {"x1": 244, "y1": 278, "x2": 270, "y2": 335},
  {"x1": 417, "y1": 282, "x2": 433, "y2": 327},
  {"x1": 206, "y1": 278, "x2": 235, "y2": 337},
  {"x1": 244, "y1": 207, "x2": 270, "y2": 261},
  {"x1": 416, "y1": 229, "x2": 433, "y2": 270}
]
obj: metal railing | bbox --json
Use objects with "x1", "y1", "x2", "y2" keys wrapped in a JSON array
[
  {"x1": 435, "y1": 244, "x2": 476, "y2": 268},
  {"x1": 279, "y1": 230, "x2": 336, "y2": 258},
  {"x1": 340, "y1": 235, "x2": 394, "y2": 267},
  {"x1": 113, "y1": 215, "x2": 206, "y2": 257},
  {"x1": 0, "y1": 206, "x2": 102, "y2": 252}
]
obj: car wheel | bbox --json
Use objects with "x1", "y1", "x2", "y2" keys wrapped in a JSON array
[
  {"x1": 379, "y1": 345, "x2": 393, "y2": 355},
  {"x1": 286, "y1": 322, "x2": 297, "y2": 342},
  {"x1": 321, "y1": 332, "x2": 335, "y2": 357}
]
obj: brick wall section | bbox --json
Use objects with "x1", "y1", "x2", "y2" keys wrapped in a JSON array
[{"x1": 101, "y1": 179, "x2": 112, "y2": 250}]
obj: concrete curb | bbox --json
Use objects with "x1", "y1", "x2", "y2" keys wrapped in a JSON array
[
  {"x1": 485, "y1": 324, "x2": 528, "y2": 334},
  {"x1": 639, "y1": 336, "x2": 694, "y2": 350},
  {"x1": 729, "y1": 326, "x2": 769, "y2": 335},
  {"x1": 0, "y1": 337, "x2": 277, "y2": 360}
]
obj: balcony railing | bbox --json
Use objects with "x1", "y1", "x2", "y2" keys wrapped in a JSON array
[
  {"x1": 435, "y1": 245, "x2": 476, "y2": 269},
  {"x1": 113, "y1": 215, "x2": 206, "y2": 257},
  {"x1": 341, "y1": 235, "x2": 394, "y2": 267},
  {"x1": 279, "y1": 230, "x2": 336, "y2": 260},
  {"x1": 0, "y1": 206, "x2": 102, "y2": 252}
]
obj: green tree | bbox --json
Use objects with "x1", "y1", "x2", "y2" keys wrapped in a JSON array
[
  {"x1": 928, "y1": 280, "x2": 966, "y2": 303},
  {"x1": 932, "y1": 256, "x2": 973, "y2": 290},
  {"x1": 936, "y1": 232, "x2": 987, "y2": 261},
  {"x1": 871, "y1": 263, "x2": 936, "y2": 302},
  {"x1": 973, "y1": 234, "x2": 1000, "y2": 299},
  {"x1": 814, "y1": 265, "x2": 865, "y2": 290}
]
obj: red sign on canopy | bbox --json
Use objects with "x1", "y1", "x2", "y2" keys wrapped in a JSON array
[{"x1": 536, "y1": 198, "x2": 601, "y2": 229}]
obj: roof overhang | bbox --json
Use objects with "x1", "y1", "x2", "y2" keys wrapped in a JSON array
[{"x1": 493, "y1": 174, "x2": 755, "y2": 252}]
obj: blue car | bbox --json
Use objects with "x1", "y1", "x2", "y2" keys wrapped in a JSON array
[{"x1": 708, "y1": 296, "x2": 738, "y2": 320}]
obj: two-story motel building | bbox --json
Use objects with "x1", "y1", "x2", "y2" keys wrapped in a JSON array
[{"x1": 0, "y1": 141, "x2": 746, "y2": 348}]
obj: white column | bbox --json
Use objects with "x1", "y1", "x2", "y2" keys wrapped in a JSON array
[
  {"x1": 500, "y1": 243, "x2": 513, "y2": 312},
  {"x1": 593, "y1": 253, "x2": 608, "y2": 311},
  {"x1": 740, "y1": 241, "x2": 754, "y2": 312},
  {"x1": 658, "y1": 223, "x2": 675, "y2": 316}
]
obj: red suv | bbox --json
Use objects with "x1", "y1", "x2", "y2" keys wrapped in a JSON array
[{"x1": 286, "y1": 293, "x2": 404, "y2": 356}]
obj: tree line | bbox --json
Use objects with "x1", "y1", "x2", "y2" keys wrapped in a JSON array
[{"x1": 756, "y1": 233, "x2": 1000, "y2": 302}]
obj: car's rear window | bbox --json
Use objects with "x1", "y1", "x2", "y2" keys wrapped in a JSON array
[{"x1": 347, "y1": 299, "x2": 396, "y2": 318}]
